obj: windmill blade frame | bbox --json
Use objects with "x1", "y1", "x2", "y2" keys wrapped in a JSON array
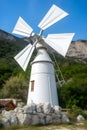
[
  {"x1": 12, "y1": 17, "x2": 33, "y2": 37},
  {"x1": 44, "y1": 33, "x2": 75, "y2": 57},
  {"x1": 12, "y1": 4, "x2": 75, "y2": 71},
  {"x1": 38, "y1": 4, "x2": 68, "y2": 30},
  {"x1": 14, "y1": 40, "x2": 38, "y2": 71}
]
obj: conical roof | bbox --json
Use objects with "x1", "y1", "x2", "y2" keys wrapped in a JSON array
[{"x1": 32, "y1": 46, "x2": 52, "y2": 64}]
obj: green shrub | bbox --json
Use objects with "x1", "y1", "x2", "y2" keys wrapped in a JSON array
[
  {"x1": 67, "y1": 105, "x2": 83, "y2": 121},
  {"x1": 0, "y1": 123, "x2": 3, "y2": 128}
]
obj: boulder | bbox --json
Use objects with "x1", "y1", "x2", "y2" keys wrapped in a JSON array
[
  {"x1": 31, "y1": 115, "x2": 40, "y2": 125},
  {"x1": 0, "y1": 118, "x2": 10, "y2": 128},
  {"x1": 54, "y1": 106, "x2": 61, "y2": 114},
  {"x1": 61, "y1": 113, "x2": 70, "y2": 123},
  {"x1": 43, "y1": 103, "x2": 51, "y2": 114},
  {"x1": 36, "y1": 103, "x2": 43, "y2": 113},
  {"x1": 2, "y1": 110, "x2": 18, "y2": 125},
  {"x1": 77, "y1": 114, "x2": 85, "y2": 121}
]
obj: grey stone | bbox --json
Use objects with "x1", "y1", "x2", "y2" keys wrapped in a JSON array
[
  {"x1": 46, "y1": 115, "x2": 52, "y2": 124},
  {"x1": 36, "y1": 103, "x2": 43, "y2": 113},
  {"x1": 62, "y1": 113, "x2": 70, "y2": 123},
  {"x1": 54, "y1": 106, "x2": 61, "y2": 114},
  {"x1": 31, "y1": 115, "x2": 40, "y2": 125},
  {"x1": 0, "y1": 103, "x2": 70, "y2": 127},
  {"x1": 43, "y1": 103, "x2": 51, "y2": 114},
  {"x1": 1, "y1": 118, "x2": 10, "y2": 128},
  {"x1": 77, "y1": 114, "x2": 85, "y2": 121},
  {"x1": 10, "y1": 116, "x2": 18, "y2": 125},
  {"x1": 23, "y1": 114, "x2": 32, "y2": 125}
]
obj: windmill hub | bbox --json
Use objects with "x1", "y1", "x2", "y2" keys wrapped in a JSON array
[
  {"x1": 32, "y1": 34, "x2": 46, "y2": 49},
  {"x1": 36, "y1": 42, "x2": 46, "y2": 50}
]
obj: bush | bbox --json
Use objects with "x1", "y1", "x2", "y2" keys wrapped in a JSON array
[
  {"x1": 0, "y1": 122, "x2": 3, "y2": 128},
  {"x1": 2, "y1": 74, "x2": 28, "y2": 103},
  {"x1": 67, "y1": 105, "x2": 84, "y2": 121}
]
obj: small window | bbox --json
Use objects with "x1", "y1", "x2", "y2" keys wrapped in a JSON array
[{"x1": 31, "y1": 80, "x2": 35, "y2": 92}]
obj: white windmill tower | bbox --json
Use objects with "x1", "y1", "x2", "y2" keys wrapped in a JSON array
[{"x1": 12, "y1": 4, "x2": 75, "y2": 106}]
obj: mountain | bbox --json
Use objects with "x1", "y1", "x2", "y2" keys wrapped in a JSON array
[
  {"x1": 0, "y1": 29, "x2": 87, "y2": 63},
  {"x1": 0, "y1": 29, "x2": 29, "y2": 68},
  {"x1": 0, "y1": 29, "x2": 29, "y2": 44},
  {"x1": 67, "y1": 40, "x2": 87, "y2": 63}
]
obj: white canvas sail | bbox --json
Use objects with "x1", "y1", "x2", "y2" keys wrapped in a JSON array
[
  {"x1": 44, "y1": 33, "x2": 75, "y2": 57},
  {"x1": 14, "y1": 43, "x2": 35, "y2": 71},
  {"x1": 13, "y1": 17, "x2": 33, "y2": 37},
  {"x1": 38, "y1": 4, "x2": 68, "y2": 30}
]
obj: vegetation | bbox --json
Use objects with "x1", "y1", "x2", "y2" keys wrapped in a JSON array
[
  {"x1": 2, "y1": 74, "x2": 28, "y2": 102},
  {"x1": 58, "y1": 63, "x2": 87, "y2": 109},
  {"x1": 0, "y1": 38, "x2": 87, "y2": 110}
]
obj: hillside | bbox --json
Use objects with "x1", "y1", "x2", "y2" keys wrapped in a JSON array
[
  {"x1": 67, "y1": 40, "x2": 87, "y2": 62},
  {"x1": 0, "y1": 29, "x2": 87, "y2": 62},
  {"x1": 0, "y1": 29, "x2": 87, "y2": 109}
]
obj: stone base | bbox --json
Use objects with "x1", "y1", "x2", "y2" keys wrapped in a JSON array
[{"x1": 1, "y1": 103, "x2": 69, "y2": 128}]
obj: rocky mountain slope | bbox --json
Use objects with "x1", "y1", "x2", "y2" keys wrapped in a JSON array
[
  {"x1": 0, "y1": 29, "x2": 28, "y2": 45},
  {"x1": 0, "y1": 29, "x2": 87, "y2": 62},
  {"x1": 67, "y1": 40, "x2": 87, "y2": 62}
]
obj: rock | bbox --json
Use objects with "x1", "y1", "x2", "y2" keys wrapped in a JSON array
[
  {"x1": 54, "y1": 106, "x2": 61, "y2": 114},
  {"x1": 38, "y1": 113, "x2": 46, "y2": 124},
  {"x1": 23, "y1": 105, "x2": 32, "y2": 114},
  {"x1": 31, "y1": 115, "x2": 40, "y2": 125},
  {"x1": 46, "y1": 115, "x2": 52, "y2": 124},
  {"x1": 17, "y1": 112, "x2": 24, "y2": 124},
  {"x1": 10, "y1": 115, "x2": 18, "y2": 125},
  {"x1": 52, "y1": 113, "x2": 62, "y2": 123},
  {"x1": 14, "y1": 107, "x2": 23, "y2": 113},
  {"x1": 1, "y1": 118, "x2": 10, "y2": 128},
  {"x1": 36, "y1": 103, "x2": 43, "y2": 113},
  {"x1": 23, "y1": 103, "x2": 36, "y2": 114},
  {"x1": 0, "y1": 103, "x2": 70, "y2": 127},
  {"x1": 77, "y1": 115, "x2": 85, "y2": 121},
  {"x1": 62, "y1": 113, "x2": 70, "y2": 123},
  {"x1": 43, "y1": 103, "x2": 51, "y2": 114},
  {"x1": 67, "y1": 40, "x2": 87, "y2": 62},
  {"x1": 2, "y1": 110, "x2": 18, "y2": 126},
  {"x1": 22, "y1": 114, "x2": 32, "y2": 125}
]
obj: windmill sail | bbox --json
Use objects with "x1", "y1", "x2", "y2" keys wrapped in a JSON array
[
  {"x1": 12, "y1": 17, "x2": 33, "y2": 37},
  {"x1": 14, "y1": 41, "x2": 37, "y2": 71},
  {"x1": 44, "y1": 33, "x2": 75, "y2": 57},
  {"x1": 38, "y1": 4, "x2": 68, "y2": 30}
]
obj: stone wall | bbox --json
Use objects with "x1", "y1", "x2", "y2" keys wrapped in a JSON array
[{"x1": 0, "y1": 103, "x2": 69, "y2": 128}]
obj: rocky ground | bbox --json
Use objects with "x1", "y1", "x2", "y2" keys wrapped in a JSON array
[
  {"x1": 0, "y1": 103, "x2": 69, "y2": 128},
  {"x1": 0, "y1": 103, "x2": 87, "y2": 130},
  {"x1": 0, "y1": 121, "x2": 87, "y2": 130}
]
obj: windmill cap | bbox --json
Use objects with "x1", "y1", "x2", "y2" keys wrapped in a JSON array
[{"x1": 31, "y1": 47, "x2": 52, "y2": 65}]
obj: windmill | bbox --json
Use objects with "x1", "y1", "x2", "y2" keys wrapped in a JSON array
[{"x1": 12, "y1": 4, "x2": 75, "y2": 106}]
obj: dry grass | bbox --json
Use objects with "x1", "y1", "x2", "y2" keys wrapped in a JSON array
[{"x1": 0, "y1": 121, "x2": 87, "y2": 130}]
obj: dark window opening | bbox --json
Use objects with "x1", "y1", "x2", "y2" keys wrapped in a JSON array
[{"x1": 31, "y1": 80, "x2": 35, "y2": 92}]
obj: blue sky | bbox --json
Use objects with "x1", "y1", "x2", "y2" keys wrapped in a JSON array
[{"x1": 0, "y1": 0, "x2": 87, "y2": 41}]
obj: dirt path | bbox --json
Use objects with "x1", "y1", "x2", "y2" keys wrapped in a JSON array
[
  {"x1": 41, "y1": 126, "x2": 86, "y2": 130},
  {"x1": 39, "y1": 122, "x2": 87, "y2": 130}
]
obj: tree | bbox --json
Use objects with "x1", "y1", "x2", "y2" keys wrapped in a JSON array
[
  {"x1": 58, "y1": 76, "x2": 87, "y2": 109},
  {"x1": 0, "y1": 65, "x2": 13, "y2": 89},
  {"x1": 2, "y1": 74, "x2": 28, "y2": 103}
]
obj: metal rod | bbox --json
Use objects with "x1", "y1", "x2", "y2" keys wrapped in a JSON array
[{"x1": 39, "y1": 29, "x2": 44, "y2": 36}]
